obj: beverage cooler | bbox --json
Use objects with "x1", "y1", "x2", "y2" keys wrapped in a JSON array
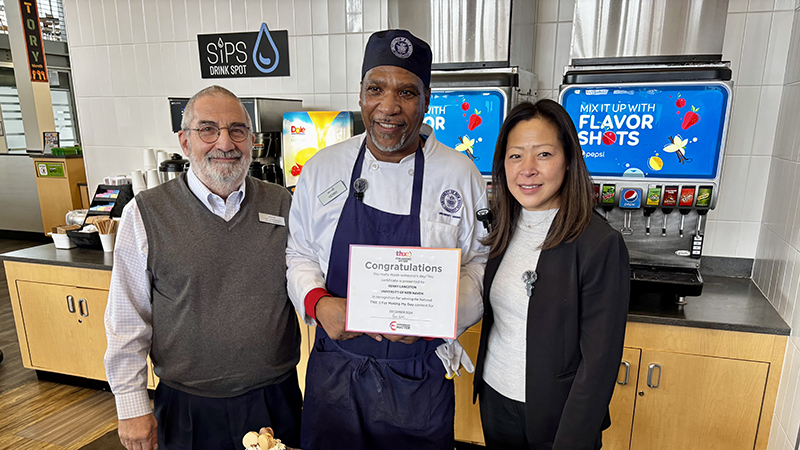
[
  {"x1": 560, "y1": 57, "x2": 733, "y2": 304},
  {"x1": 281, "y1": 111, "x2": 364, "y2": 190}
]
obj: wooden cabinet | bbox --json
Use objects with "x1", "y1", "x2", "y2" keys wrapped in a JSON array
[
  {"x1": 16, "y1": 280, "x2": 109, "y2": 380},
  {"x1": 454, "y1": 322, "x2": 484, "y2": 445},
  {"x1": 605, "y1": 347, "x2": 641, "y2": 450},
  {"x1": 603, "y1": 322, "x2": 786, "y2": 450},
  {"x1": 4, "y1": 261, "x2": 158, "y2": 387},
  {"x1": 451, "y1": 321, "x2": 786, "y2": 449},
  {"x1": 31, "y1": 156, "x2": 87, "y2": 234},
  {"x1": 630, "y1": 351, "x2": 768, "y2": 450}
]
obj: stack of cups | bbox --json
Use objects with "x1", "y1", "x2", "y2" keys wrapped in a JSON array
[
  {"x1": 131, "y1": 170, "x2": 146, "y2": 196},
  {"x1": 143, "y1": 148, "x2": 157, "y2": 171},
  {"x1": 146, "y1": 169, "x2": 161, "y2": 189},
  {"x1": 156, "y1": 150, "x2": 169, "y2": 166}
]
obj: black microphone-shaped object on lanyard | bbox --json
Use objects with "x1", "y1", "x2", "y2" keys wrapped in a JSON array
[
  {"x1": 353, "y1": 178, "x2": 368, "y2": 202},
  {"x1": 476, "y1": 208, "x2": 493, "y2": 233}
]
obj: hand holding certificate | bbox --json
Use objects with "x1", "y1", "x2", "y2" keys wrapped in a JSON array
[{"x1": 346, "y1": 245, "x2": 461, "y2": 339}]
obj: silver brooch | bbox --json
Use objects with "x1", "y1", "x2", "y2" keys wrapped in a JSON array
[{"x1": 522, "y1": 270, "x2": 537, "y2": 297}]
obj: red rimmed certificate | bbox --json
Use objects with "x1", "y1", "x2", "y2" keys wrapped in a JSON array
[{"x1": 345, "y1": 245, "x2": 461, "y2": 339}]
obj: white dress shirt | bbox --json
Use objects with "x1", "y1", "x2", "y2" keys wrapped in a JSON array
[{"x1": 104, "y1": 168, "x2": 245, "y2": 420}]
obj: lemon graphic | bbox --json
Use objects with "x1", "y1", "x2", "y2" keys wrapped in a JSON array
[
  {"x1": 295, "y1": 147, "x2": 318, "y2": 166},
  {"x1": 648, "y1": 156, "x2": 664, "y2": 171}
]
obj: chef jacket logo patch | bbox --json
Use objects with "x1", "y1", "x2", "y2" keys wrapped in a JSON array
[
  {"x1": 391, "y1": 37, "x2": 413, "y2": 59},
  {"x1": 440, "y1": 189, "x2": 463, "y2": 214}
]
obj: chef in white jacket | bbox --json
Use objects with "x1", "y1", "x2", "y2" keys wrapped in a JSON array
[{"x1": 286, "y1": 29, "x2": 488, "y2": 450}]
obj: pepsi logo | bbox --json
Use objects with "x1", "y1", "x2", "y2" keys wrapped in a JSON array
[{"x1": 624, "y1": 190, "x2": 638, "y2": 202}]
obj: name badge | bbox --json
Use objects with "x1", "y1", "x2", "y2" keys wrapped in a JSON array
[
  {"x1": 259, "y1": 213, "x2": 285, "y2": 226},
  {"x1": 318, "y1": 180, "x2": 347, "y2": 206}
]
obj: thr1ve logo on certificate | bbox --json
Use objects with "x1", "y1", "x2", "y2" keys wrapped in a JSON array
[{"x1": 197, "y1": 23, "x2": 290, "y2": 78}]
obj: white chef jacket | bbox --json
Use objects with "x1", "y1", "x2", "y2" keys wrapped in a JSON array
[{"x1": 286, "y1": 124, "x2": 488, "y2": 338}]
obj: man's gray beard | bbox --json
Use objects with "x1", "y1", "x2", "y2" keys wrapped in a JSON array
[
  {"x1": 191, "y1": 147, "x2": 251, "y2": 193},
  {"x1": 367, "y1": 124, "x2": 409, "y2": 153}
]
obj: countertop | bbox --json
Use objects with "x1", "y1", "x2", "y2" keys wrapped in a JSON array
[
  {"x1": 0, "y1": 243, "x2": 113, "y2": 271},
  {"x1": 628, "y1": 275, "x2": 790, "y2": 335},
  {"x1": 29, "y1": 154, "x2": 84, "y2": 159},
  {"x1": 1, "y1": 244, "x2": 791, "y2": 336}
]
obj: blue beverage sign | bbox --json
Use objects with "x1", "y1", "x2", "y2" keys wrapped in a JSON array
[
  {"x1": 425, "y1": 89, "x2": 507, "y2": 175},
  {"x1": 560, "y1": 83, "x2": 731, "y2": 180}
]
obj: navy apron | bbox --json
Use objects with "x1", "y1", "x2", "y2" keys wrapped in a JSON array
[{"x1": 301, "y1": 139, "x2": 454, "y2": 450}]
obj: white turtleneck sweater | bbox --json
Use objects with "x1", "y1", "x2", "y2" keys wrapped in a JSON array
[{"x1": 482, "y1": 208, "x2": 558, "y2": 402}]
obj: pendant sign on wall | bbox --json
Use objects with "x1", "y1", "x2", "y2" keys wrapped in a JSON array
[
  {"x1": 19, "y1": 0, "x2": 48, "y2": 82},
  {"x1": 198, "y1": 23, "x2": 290, "y2": 78}
]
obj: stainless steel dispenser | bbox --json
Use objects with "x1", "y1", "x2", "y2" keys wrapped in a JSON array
[{"x1": 560, "y1": 0, "x2": 734, "y2": 305}]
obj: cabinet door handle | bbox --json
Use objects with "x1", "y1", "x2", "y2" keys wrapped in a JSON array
[
  {"x1": 66, "y1": 295, "x2": 76, "y2": 313},
  {"x1": 78, "y1": 298, "x2": 89, "y2": 317},
  {"x1": 618, "y1": 361, "x2": 631, "y2": 385},
  {"x1": 647, "y1": 363, "x2": 662, "y2": 388}
]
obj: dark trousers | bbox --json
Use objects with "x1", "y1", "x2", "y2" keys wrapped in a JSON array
[
  {"x1": 478, "y1": 382, "x2": 602, "y2": 450},
  {"x1": 154, "y1": 371, "x2": 302, "y2": 450}
]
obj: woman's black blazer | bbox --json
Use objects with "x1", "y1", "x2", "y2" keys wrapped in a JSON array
[{"x1": 473, "y1": 212, "x2": 630, "y2": 450}]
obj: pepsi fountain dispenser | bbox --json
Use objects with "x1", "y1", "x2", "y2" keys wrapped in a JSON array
[{"x1": 560, "y1": 62, "x2": 732, "y2": 306}]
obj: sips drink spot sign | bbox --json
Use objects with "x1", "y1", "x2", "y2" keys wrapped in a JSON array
[{"x1": 197, "y1": 23, "x2": 290, "y2": 78}]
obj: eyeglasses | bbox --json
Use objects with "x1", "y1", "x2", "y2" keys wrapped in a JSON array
[{"x1": 188, "y1": 124, "x2": 251, "y2": 143}]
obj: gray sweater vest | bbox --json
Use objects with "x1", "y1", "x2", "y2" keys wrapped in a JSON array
[{"x1": 137, "y1": 174, "x2": 300, "y2": 397}]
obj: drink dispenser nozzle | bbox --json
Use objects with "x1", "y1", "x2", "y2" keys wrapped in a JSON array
[
  {"x1": 695, "y1": 186, "x2": 713, "y2": 236},
  {"x1": 678, "y1": 186, "x2": 696, "y2": 238},
  {"x1": 661, "y1": 186, "x2": 679, "y2": 236},
  {"x1": 600, "y1": 185, "x2": 616, "y2": 219},
  {"x1": 618, "y1": 188, "x2": 643, "y2": 236},
  {"x1": 643, "y1": 207, "x2": 656, "y2": 236},
  {"x1": 643, "y1": 186, "x2": 663, "y2": 237}
]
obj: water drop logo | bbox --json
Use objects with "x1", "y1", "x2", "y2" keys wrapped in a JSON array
[{"x1": 253, "y1": 23, "x2": 280, "y2": 74}]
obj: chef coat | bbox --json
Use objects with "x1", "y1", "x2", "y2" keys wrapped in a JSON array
[{"x1": 286, "y1": 124, "x2": 488, "y2": 338}]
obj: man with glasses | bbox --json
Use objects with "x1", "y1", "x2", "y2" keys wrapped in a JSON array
[{"x1": 104, "y1": 85, "x2": 302, "y2": 450}]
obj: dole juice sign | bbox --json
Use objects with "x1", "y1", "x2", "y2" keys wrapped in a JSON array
[{"x1": 560, "y1": 83, "x2": 731, "y2": 180}]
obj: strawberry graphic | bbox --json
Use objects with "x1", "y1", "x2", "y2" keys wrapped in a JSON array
[
  {"x1": 291, "y1": 164, "x2": 302, "y2": 177},
  {"x1": 681, "y1": 106, "x2": 700, "y2": 130},
  {"x1": 602, "y1": 131, "x2": 617, "y2": 145},
  {"x1": 676, "y1": 97, "x2": 685, "y2": 108},
  {"x1": 468, "y1": 109, "x2": 482, "y2": 131},
  {"x1": 461, "y1": 101, "x2": 470, "y2": 111}
]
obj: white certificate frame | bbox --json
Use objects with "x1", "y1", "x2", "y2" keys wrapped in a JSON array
[{"x1": 346, "y1": 244, "x2": 461, "y2": 339}]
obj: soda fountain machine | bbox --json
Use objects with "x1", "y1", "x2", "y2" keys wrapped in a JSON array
[{"x1": 560, "y1": 58, "x2": 733, "y2": 305}]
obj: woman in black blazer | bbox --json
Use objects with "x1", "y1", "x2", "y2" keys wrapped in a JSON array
[{"x1": 473, "y1": 100, "x2": 630, "y2": 450}]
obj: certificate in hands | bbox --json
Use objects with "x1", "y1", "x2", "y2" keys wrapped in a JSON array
[{"x1": 346, "y1": 245, "x2": 461, "y2": 339}]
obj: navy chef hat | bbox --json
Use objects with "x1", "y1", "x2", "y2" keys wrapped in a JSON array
[{"x1": 361, "y1": 30, "x2": 433, "y2": 87}]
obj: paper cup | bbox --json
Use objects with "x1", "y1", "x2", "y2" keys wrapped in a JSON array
[
  {"x1": 146, "y1": 169, "x2": 161, "y2": 189},
  {"x1": 99, "y1": 233, "x2": 116, "y2": 252},
  {"x1": 131, "y1": 169, "x2": 146, "y2": 189},
  {"x1": 157, "y1": 150, "x2": 169, "y2": 165},
  {"x1": 143, "y1": 148, "x2": 157, "y2": 171}
]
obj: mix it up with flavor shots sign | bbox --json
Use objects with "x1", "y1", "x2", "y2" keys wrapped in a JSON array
[
  {"x1": 423, "y1": 89, "x2": 507, "y2": 175},
  {"x1": 198, "y1": 23, "x2": 289, "y2": 78},
  {"x1": 559, "y1": 83, "x2": 731, "y2": 179},
  {"x1": 20, "y1": 0, "x2": 48, "y2": 82}
]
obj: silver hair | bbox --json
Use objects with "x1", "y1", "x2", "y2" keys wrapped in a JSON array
[{"x1": 180, "y1": 85, "x2": 252, "y2": 131}]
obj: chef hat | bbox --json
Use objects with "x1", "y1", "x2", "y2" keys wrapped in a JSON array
[{"x1": 361, "y1": 29, "x2": 432, "y2": 87}]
